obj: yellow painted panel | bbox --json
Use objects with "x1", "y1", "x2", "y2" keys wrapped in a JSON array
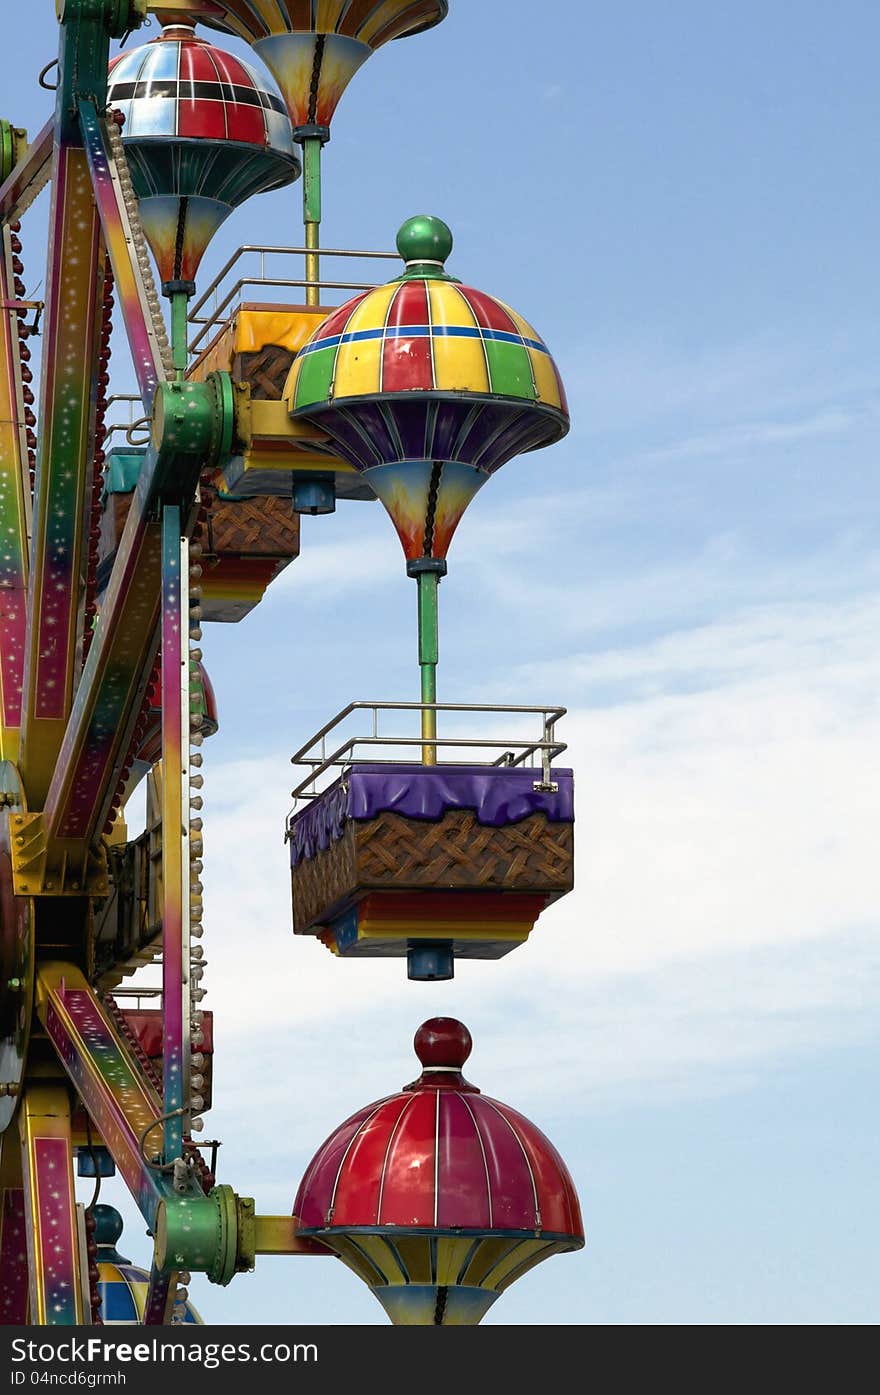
[
  {"x1": 393, "y1": 1236, "x2": 434, "y2": 1284},
  {"x1": 480, "y1": 1239, "x2": 549, "y2": 1289},
  {"x1": 356, "y1": 1235, "x2": 406, "y2": 1286},
  {"x1": 436, "y1": 1237, "x2": 478, "y2": 1286},
  {"x1": 360, "y1": 0, "x2": 412, "y2": 44},
  {"x1": 527, "y1": 346, "x2": 562, "y2": 408},
  {"x1": 332, "y1": 282, "x2": 398, "y2": 397},
  {"x1": 461, "y1": 1237, "x2": 515, "y2": 1289},
  {"x1": 344, "y1": 281, "x2": 398, "y2": 335},
  {"x1": 429, "y1": 283, "x2": 489, "y2": 393}
]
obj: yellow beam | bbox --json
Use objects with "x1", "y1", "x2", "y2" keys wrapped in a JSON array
[{"x1": 254, "y1": 1215, "x2": 330, "y2": 1257}]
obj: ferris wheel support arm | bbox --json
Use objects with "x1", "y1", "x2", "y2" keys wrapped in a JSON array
[
  {"x1": 17, "y1": 3, "x2": 150, "y2": 802},
  {"x1": 17, "y1": 141, "x2": 104, "y2": 807},
  {"x1": 18, "y1": 1084, "x2": 87, "y2": 1324},
  {"x1": 41, "y1": 374, "x2": 232, "y2": 865},
  {"x1": 41, "y1": 465, "x2": 162, "y2": 861},
  {"x1": 36, "y1": 962, "x2": 205, "y2": 1223}
]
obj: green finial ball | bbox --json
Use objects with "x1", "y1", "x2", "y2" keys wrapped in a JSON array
[
  {"x1": 397, "y1": 215, "x2": 454, "y2": 268},
  {"x1": 93, "y1": 1204, "x2": 124, "y2": 1249}
]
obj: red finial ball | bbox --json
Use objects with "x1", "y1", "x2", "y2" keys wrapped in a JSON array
[{"x1": 414, "y1": 1017, "x2": 472, "y2": 1070}]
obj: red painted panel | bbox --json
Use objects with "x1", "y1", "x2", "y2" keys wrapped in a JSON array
[
  {"x1": 293, "y1": 1099, "x2": 389, "y2": 1228},
  {"x1": 209, "y1": 49, "x2": 259, "y2": 91},
  {"x1": 179, "y1": 42, "x2": 217, "y2": 84},
  {"x1": 382, "y1": 282, "x2": 432, "y2": 392},
  {"x1": 360, "y1": 891, "x2": 546, "y2": 924},
  {"x1": 377, "y1": 1091, "x2": 436, "y2": 1227},
  {"x1": 225, "y1": 103, "x2": 265, "y2": 145},
  {"x1": 493, "y1": 1101, "x2": 583, "y2": 1237},
  {"x1": 314, "y1": 292, "x2": 370, "y2": 343},
  {"x1": 178, "y1": 100, "x2": 228, "y2": 141},
  {"x1": 470, "y1": 1096, "x2": 539, "y2": 1230},
  {"x1": 461, "y1": 285, "x2": 519, "y2": 333},
  {"x1": 332, "y1": 1097, "x2": 412, "y2": 1226},
  {"x1": 436, "y1": 1094, "x2": 493, "y2": 1229}
]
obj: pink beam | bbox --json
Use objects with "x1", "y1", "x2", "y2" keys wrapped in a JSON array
[
  {"x1": 0, "y1": 1187, "x2": 29, "y2": 1324},
  {"x1": 18, "y1": 1085, "x2": 86, "y2": 1325}
]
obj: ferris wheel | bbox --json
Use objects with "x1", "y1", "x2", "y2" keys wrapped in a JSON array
[{"x1": 0, "y1": 1, "x2": 582, "y2": 1327}]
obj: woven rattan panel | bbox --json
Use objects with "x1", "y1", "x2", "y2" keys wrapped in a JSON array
[
  {"x1": 292, "y1": 811, "x2": 573, "y2": 933},
  {"x1": 292, "y1": 824, "x2": 358, "y2": 932},
  {"x1": 207, "y1": 495, "x2": 300, "y2": 557},
  {"x1": 237, "y1": 346, "x2": 296, "y2": 400}
]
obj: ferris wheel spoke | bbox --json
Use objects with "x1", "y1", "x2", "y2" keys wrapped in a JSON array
[{"x1": 18, "y1": 146, "x2": 103, "y2": 806}]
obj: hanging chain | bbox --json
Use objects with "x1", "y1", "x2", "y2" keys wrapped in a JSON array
[
  {"x1": 187, "y1": 494, "x2": 210, "y2": 1136},
  {"x1": 8, "y1": 220, "x2": 37, "y2": 494},
  {"x1": 83, "y1": 1209, "x2": 103, "y2": 1325},
  {"x1": 105, "y1": 113, "x2": 174, "y2": 380}
]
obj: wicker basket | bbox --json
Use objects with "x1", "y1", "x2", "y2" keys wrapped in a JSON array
[{"x1": 292, "y1": 808, "x2": 573, "y2": 935}]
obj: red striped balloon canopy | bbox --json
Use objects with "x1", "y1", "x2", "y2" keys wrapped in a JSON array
[
  {"x1": 294, "y1": 1018, "x2": 584, "y2": 1325},
  {"x1": 107, "y1": 25, "x2": 300, "y2": 288}
]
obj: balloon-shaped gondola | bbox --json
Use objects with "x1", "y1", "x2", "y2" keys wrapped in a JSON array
[
  {"x1": 294, "y1": 1019, "x2": 584, "y2": 1324},
  {"x1": 107, "y1": 25, "x2": 299, "y2": 297}
]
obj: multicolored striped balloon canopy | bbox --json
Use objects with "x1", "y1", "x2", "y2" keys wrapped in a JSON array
[
  {"x1": 107, "y1": 26, "x2": 299, "y2": 287},
  {"x1": 285, "y1": 216, "x2": 569, "y2": 564},
  {"x1": 198, "y1": 2, "x2": 448, "y2": 132},
  {"x1": 294, "y1": 1019, "x2": 583, "y2": 1325}
]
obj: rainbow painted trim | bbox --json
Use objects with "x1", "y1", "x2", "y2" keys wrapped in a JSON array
[{"x1": 315, "y1": 891, "x2": 548, "y2": 961}]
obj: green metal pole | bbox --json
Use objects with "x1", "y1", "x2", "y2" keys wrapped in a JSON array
[
  {"x1": 170, "y1": 289, "x2": 189, "y2": 379},
  {"x1": 417, "y1": 571, "x2": 439, "y2": 764},
  {"x1": 302, "y1": 136, "x2": 322, "y2": 307}
]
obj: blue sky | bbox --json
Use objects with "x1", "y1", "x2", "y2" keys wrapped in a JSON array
[{"x1": 8, "y1": 1, "x2": 880, "y2": 1323}]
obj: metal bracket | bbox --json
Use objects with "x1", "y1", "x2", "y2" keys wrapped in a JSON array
[{"x1": 9, "y1": 813, "x2": 109, "y2": 896}]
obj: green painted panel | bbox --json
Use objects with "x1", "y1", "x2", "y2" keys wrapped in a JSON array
[
  {"x1": 294, "y1": 345, "x2": 338, "y2": 410},
  {"x1": 485, "y1": 340, "x2": 535, "y2": 399}
]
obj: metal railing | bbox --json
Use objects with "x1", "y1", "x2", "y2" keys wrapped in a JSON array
[
  {"x1": 289, "y1": 701, "x2": 567, "y2": 804},
  {"x1": 105, "y1": 393, "x2": 150, "y2": 447},
  {"x1": 188, "y1": 243, "x2": 399, "y2": 355},
  {"x1": 111, "y1": 987, "x2": 162, "y2": 1007}
]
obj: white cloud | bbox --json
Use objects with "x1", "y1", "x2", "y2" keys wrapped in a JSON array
[{"x1": 162, "y1": 588, "x2": 879, "y2": 1125}]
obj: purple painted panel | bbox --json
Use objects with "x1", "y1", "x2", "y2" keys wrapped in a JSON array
[{"x1": 289, "y1": 764, "x2": 574, "y2": 867}]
